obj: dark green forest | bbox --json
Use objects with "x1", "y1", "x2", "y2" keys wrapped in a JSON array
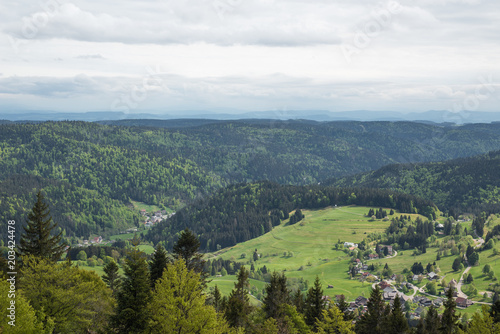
[
  {"x1": 146, "y1": 181, "x2": 438, "y2": 251},
  {"x1": 2, "y1": 120, "x2": 500, "y2": 243},
  {"x1": 0, "y1": 175, "x2": 140, "y2": 240},
  {"x1": 331, "y1": 150, "x2": 500, "y2": 216}
]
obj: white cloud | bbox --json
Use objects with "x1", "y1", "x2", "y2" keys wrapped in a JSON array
[{"x1": 0, "y1": 0, "x2": 499, "y2": 113}]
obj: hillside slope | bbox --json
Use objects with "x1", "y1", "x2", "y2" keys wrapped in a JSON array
[
  {"x1": 332, "y1": 150, "x2": 500, "y2": 214},
  {"x1": 2, "y1": 120, "x2": 500, "y2": 241},
  {"x1": 146, "y1": 181, "x2": 437, "y2": 251},
  {"x1": 0, "y1": 175, "x2": 140, "y2": 241}
]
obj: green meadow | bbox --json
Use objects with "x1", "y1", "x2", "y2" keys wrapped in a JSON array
[
  {"x1": 207, "y1": 205, "x2": 500, "y2": 313},
  {"x1": 209, "y1": 206, "x2": 430, "y2": 301},
  {"x1": 208, "y1": 275, "x2": 266, "y2": 306}
]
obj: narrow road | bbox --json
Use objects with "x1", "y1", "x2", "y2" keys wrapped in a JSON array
[{"x1": 456, "y1": 265, "x2": 471, "y2": 298}]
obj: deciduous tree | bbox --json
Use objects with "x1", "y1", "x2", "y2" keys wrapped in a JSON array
[{"x1": 148, "y1": 259, "x2": 233, "y2": 333}]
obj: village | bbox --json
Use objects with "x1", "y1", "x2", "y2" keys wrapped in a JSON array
[
  {"x1": 334, "y1": 241, "x2": 479, "y2": 325},
  {"x1": 75, "y1": 209, "x2": 175, "y2": 247}
]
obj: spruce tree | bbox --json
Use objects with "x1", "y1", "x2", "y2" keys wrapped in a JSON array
[
  {"x1": 304, "y1": 276, "x2": 326, "y2": 328},
  {"x1": 490, "y1": 300, "x2": 500, "y2": 324},
  {"x1": 383, "y1": 295, "x2": 409, "y2": 334},
  {"x1": 212, "y1": 285, "x2": 223, "y2": 312},
  {"x1": 292, "y1": 289, "x2": 305, "y2": 313},
  {"x1": 423, "y1": 305, "x2": 440, "y2": 334},
  {"x1": 112, "y1": 248, "x2": 151, "y2": 333},
  {"x1": 225, "y1": 266, "x2": 252, "y2": 329},
  {"x1": 336, "y1": 294, "x2": 354, "y2": 321},
  {"x1": 102, "y1": 260, "x2": 122, "y2": 295},
  {"x1": 440, "y1": 287, "x2": 459, "y2": 334},
  {"x1": 18, "y1": 191, "x2": 67, "y2": 261},
  {"x1": 355, "y1": 285, "x2": 386, "y2": 334},
  {"x1": 263, "y1": 271, "x2": 291, "y2": 319},
  {"x1": 172, "y1": 228, "x2": 208, "y2": 284},
  {"x1": 149, "y1": 244, "x2": 169, "y2": 289}
]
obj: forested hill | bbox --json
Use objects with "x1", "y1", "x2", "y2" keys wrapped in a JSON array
[
  {"x1": 0, "y1": 175, "x2": 140, "y2": 241},
  {"x1": 331, "y1": 150, "x2": 500, "y2": 215},
  {"x1": 2, "y1": 120, "x2": 500, "y2": 240},
  {"x1": 146, "y1": 181, "x2": 437, "y2": 251}
]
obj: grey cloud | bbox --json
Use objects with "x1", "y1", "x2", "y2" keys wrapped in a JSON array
[{"x1": 3, "y1": 1, "x2": 341, "y2": 46}]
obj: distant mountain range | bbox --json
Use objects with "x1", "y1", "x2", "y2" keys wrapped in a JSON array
[{"x1": 1, "y1": 109, "x2": 500, "y2": 123}]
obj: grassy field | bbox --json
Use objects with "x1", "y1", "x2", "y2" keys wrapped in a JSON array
[
  {"x1": 209, "y1": 206, "x2": 430, "y2": 301},
  {"x1": 130, "y1": 200, "x2": 174, "y2": 214},
  {"x1": 208, "y1": 275, "x2": 266, "y2": 306},
  {"x1": 206, "y1": 204, "x2": 500, "y2": 315},
  {"x1": 109, "y1": 232, "x2": 138, "y2": 241},
  {"x1": 138, "y1": 244, "x2": 155, "y2": 255}
]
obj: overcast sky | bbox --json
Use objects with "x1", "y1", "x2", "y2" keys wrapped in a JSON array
[{"x1": 1, "y1": 0, "x2": 499, "y2": 115}]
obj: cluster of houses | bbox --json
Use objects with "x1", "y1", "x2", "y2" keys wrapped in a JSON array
[
  {"x1": 336, "y1": 277, "x2": 474, "y2": 322},
  {"x1": 78, "y1": 236, "x2": 103, "y2": 247},
  {"x1": 142, "y1": 210, "x2": 175, "y2": 228}
]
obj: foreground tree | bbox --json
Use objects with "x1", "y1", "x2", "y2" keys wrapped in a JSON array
[
  {"x1": 0, "y1": 278, "x2": 50, "y2": 333},
  {"x1": 148, "y1": 259, "x2": 234, "y2": 333},
  {"x1": 172, "y1": 228, "x2": 208, "y2": 286},
  {"x1": 336, "y1": 294, "x2": 354, "y2": 321},
  {"x1": 383, "y1": 295, "x2": 409, "y2": 334},
  {"x1": 356, "y1": 286, "x2": 386, "y2": 334},
  {"x1": 315, "y1": 306, "x2": 355, "y2": 334},
  {"x1": 225, "y1": 266, "x2": 253, "y2": 329},
  {"x1": 263, "y1": 271, "x2": 291, "y2": 319},
  {"x1": 173, "y1": 228, "x2": 204, "y2": 272},
  {"x1": 149, "y1": 244, "x2": 169, "y2": 288},
  {"x1": 419, "y1": 305, "x2": 440, "y2": 334},
  {"x1": 464, "y1": 305, "x2": 500, "y2": 334},
  {"x1": 102, "y1": 259, "x2": 122, "y2": 294},
  {"x1": 304, "y1": 276, "x2": 326, "y2": 328},
  {"x1": 112, "y1": 248, "x2": 151, "y2": 333},
  {"x1": 440, "y1": 287, "x2": 460, "y2": 334},
  {"x1": 18, "y1": 191, "x2": 67, "y2": 261},
  {"x1": 19, "y1": 255, "x2": 113, "y2": 333}
]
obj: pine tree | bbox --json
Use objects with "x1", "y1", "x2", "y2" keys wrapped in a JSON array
[
  {"x1": 102, "y1": 260, "x2": 122, "y2": 294},
  {"x1": 304, "y1": 276, "x2": 326, "y2": 328},
  {"x1": 292, "y1": 289, "x2": 305, "y2": 313},
  {"x1": 423, "y1": 305, "x2": 440, "y2": 334},
  {"x1": 212, "y1": 285, "x2": 223, "y2": 312},
  {"x1": 336, "y1": 294, "x2": 354, "y2": 321},
  {"x1": 383, "y1": 295, "x2": 409, "y2": 334},
  {"x1": 440, "y1": 287, "x2": 459, "y2": 334},
  {"x1": 112, "y1": 248, "x2": 151, "y2": 333},
  {"x1": 356, "y1": 285, "x2": 386, "y2": 334},
  {"x1": 263, "y1": 271, "x2": 291, "y2": 319},
  {"x1": 18, "y1": 191, "x2": 67, "y2": 261},
  {"x1": 149, "y1": 244, "x2": 169, "y2": 289},
  {"x1": 172, "y1": 228, "x2": 207, "y2": 284},
  {"x1": 225, "y1": 266, "x2": 252, "y2": 329}
]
